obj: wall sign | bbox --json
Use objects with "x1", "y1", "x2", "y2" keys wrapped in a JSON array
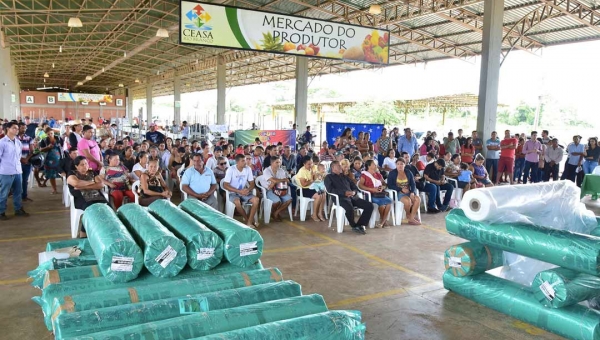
[
  {"x1": 116, "y1": 99, "x2": 123, "y2": 106},
  {"x1": 25, "y1": 95, "x2": 34, "y2": 104},
  {"x1": 47, "y1": 96, "x2": 56, "y2": 104},
  {"x1": 179, "y1": 1, "x2": 390, "y2": 64}
]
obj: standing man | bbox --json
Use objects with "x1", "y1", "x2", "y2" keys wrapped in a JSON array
[
  {"x1": 397, "y1": 128, "x2": 419, "y2": 157},
  {"x1": 457, "y1": 129, "x2": 467, "y2": 148},
  {"x1": 522, "y1": 131, "x2": 542, "y2": 184},
  {"x1": 17, "y1": 123, "x2": 34, "y2": 202},
  {"x1": 302, "y1": 126, "x2": 313, "y2": 146},
  {"x1": 443, "y1": 132, "x2": 460, "y2": 156},
  {"x1": 544, "y1": 138, "x2": 563, "y2": 182},
  {"x1": 77, "y1": 125, "x2": 103, "y2": 174},
  {"x1": 181, "y1": 154, "x2": 219, "y2": 210},
  {"x1": 0, "y1": 122, "x2": 30, "y2": 220},
  {"x1": 564, "y1": 135, "x2": 585, "y2": 183},
  {"x1": 472, "y1": 131, "x2": 483, "y2": 153},
  {"x1": 223, "y1": 154, "x2": 260, "y2": 228},
  {"x1": 497, "y1": 130, "x2": 517, "y2": 185},
  {"x1": 485, "y1": 131, "x2": 500, "y2": 183},
  {"x1": 145, "y1": 123, "x2": 166, "y2": 145},
  {"x1": 541, "y1": 130, "x2": 551, "y2": 145},
  {"x1": 24, "y1": 116, "x2": 38, "y2": 139},
  {"x1": 181, "y1": 121, "x2": 190, "y2": 139}
]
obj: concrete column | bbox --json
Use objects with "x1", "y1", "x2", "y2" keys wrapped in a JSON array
[
  {"x1": 146, "y1": 80, "x2": 152, "y2": 127},
  {"x1": 173, "y1": 75, "x2": 181, "y2": 126},
  {"x1": 0, "y1": 47, "x2": 20, "y2": 120},
  {"x1": 294, "y1": 57, "x2": 308, "y2": 133},
  {"x1": 477, "y1": 0, "x2": 504, "y2": 156},
  {"x1": 216, "y1": 57, "x2": 226, "y2": 125}
]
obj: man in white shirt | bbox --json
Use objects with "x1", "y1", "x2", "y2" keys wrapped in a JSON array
[
  {"x1": 223, "y1": 154, "x2": 260, "y2": 228},
  {"x1": 181, "y1": 121, "x2": 190, "y2": 139},
  {"x1": 260, "y1": 156, "x2": 292, "y2": 222},
  {"x1": 181, "y1": 154, "x2": 218, "y2": 209},
  {"x1": 544, "y1": 138, "x2": 563, "y2": 182},
  {"x1": 206, "y1": 146, "x2": 229, "y2": 170}
]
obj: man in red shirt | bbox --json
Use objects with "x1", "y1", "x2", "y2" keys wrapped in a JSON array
[{"x1": 497, "y1": 129, "x2": 517, "y2": 185}]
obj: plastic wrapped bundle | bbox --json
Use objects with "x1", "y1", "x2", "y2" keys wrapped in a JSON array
[
  {"x1": 34, "y1": 260, "x2": 264, "y2": 330},
  {"x1": 50, "y1": 268, "x2": 283, "y2": 329},
  {"x1": 28, "y1": 256, "x2": 98, "y2": 289},
  {"x1": 43, "y1": 265, "x2": 102, "y2": 288},
  {"x1": 444, "y1": 242, "x2": 503, "y2": 277},
  {"x1": 46, "y1": 239, "x2": 93, "y2": 253},
  {"x1": 180, "y1": 199, "x2": 263, "y2": 268},
  {"x1": 591, "y1": 227, "x2": 600, "y2": 237},
  {"x1": 82, "y1": 204, "x2": 144, "y2": 283},
  {"x1": 53, "y1": 280, "x2": 301, "y2": 339},
  {"x1": 147, "y1": 200, "x2": 223, "y2": 270},
  {"x1": 443, "y1": 271, "x2": 600, "y2": 340},
  {"x1": 532, "y1": 267, "x2": 600, "y2": 308},
  {"x1": 197, "y1": 310, "x2": 366, "y2": 340},
  {"x1": 66, "y1": 294, "x2": 328, "y2": 340},
  {"x1": 446, "y1": 209, "x2": 600, "y2": 276},
  {"x1": 116, "y1": 204, "x2": 187, "y2": 278}
]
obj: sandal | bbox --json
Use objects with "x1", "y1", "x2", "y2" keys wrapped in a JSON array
[
  {"x1": 374, "y1": 223, "x2": 383, "y2": 229},
  {"x1": 311, "y1": 215, "x2": 320, "y2": 222},
  {"x1": 50, "y1": 191, "x2": 58, "y2": 195},
  {"x1": 408, "y1": 219, "x2": 421, "y2": 225},
  {"x1": 318, "y1": 215, "x2": 326, "y2": 222}
]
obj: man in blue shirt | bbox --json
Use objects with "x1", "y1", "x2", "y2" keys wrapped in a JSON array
[
  {"x1": 302, "y1": 126, "x2": 313, "y2": 146},
  {"x1": 397, "y1": 128, "x2": 419, "y2": 157},
  {"x1": 0, "y1": 122, "x2": 30, "y2": 220},
  {"x1": 181, "y1": 153, "x2": 218, "y2": 209},
  {"x1": 564, "y1": 135, "x2": 585, "y2": 184},
  {"x1": 485, "y1": 131, "x2": 501, "y2": 183},
  {"x1": 145, "y1": 123, "x2": 166, "y2": 145}
]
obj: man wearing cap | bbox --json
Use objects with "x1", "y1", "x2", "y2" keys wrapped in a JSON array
[
  {"x1": 398, "y1": 128, "x2": 419, "y2": 157},
  {"x1": 78, "y1": 125, "x2": 103, "y2": 173},
  {"x1": 145, "y1": 123, "x2": 165, "y2": 145},
  {"x1": 544, "y1": 138, "x2": 563, "y2": 182},
  {"x1": 564, "y1": 135, "x2": 585, "y2": 183},
  {"x1": 181, "y1": 153, "x2": 219, "y2": 210},
  {"x1": 24, "y1": 116, "x2": 38, "y2": 139}
]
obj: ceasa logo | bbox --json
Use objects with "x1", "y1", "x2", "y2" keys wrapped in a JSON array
[{"x1": 183, "y1": 4, "x2": 215, "y2": 42}]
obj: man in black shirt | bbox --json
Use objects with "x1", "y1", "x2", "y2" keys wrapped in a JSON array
[
  {"x1": 423, "y1": 159, "x2": 454, "y2": 213},
  {"x1": 262, "y1": 145, "x2": 279, "y2": 169},
  {"x1": 145, "y1": 123, "x2": 165, "y2": 145},
  {"x1": 324, "y1": 161, "x2": 373, "y2": 235},
  {"x1": 24, "y1": 116, "x2": 38, "y2": 139},
  {"x1": 59, "y1": 147, "x2": 79, "y2": 177}
]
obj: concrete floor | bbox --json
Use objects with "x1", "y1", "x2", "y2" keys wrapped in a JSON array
[{"x1": 1, "y1": 185, "x2": 599, "y2": 340}]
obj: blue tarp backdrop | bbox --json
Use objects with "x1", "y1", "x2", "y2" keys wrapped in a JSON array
[{"x1": 325, "y1": 122, "x2": 384, "y2": 145}]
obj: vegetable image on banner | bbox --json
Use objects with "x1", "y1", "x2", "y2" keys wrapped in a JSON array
[
  {"x1": 235, "y1": 130, "x2": 296, "y2": 150},
  {"x1": 180, "y1": 1, "x2": 390, "y2": 64}
]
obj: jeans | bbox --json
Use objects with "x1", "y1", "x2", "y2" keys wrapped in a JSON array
[
  {"x1": 437, "y1": 182, "x2": 454, "y2": 208},
  {"x1": 423, "y1": 182, "x2": 453, "y2": 210},
  {"x1": 544, "y1": 163, "x2": 560, "y2": 182},
  {"x1": 583, "y1": 160, "x2": 598, "y2": 175},
  {"x1": 377, "y1": 154, "x2": 385, "y2": 167},
  {"x1": 523, "y1": 161, "x2": 539, "y2": 184},
  {"x1": 0, "y1": 174, "x2": 23, "y2": 214},
  {"x1": 486, "y1": 158, "x2": 498, "y2": 183},
  {"x1": 513, "y1": 158, "x2": 525, "y2": 182},
  {"x1": 423, "y1": 183, "x2": 438, "y2": 210},
  {"x1": 21, "y1": 163, "x2": 32, "y2": 199}
]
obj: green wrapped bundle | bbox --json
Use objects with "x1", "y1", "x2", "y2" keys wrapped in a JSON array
[
  {"x1": 28, "y1": 256, "x2": 98, "y2": 289},
  {"x1": 180, "y1": 199, "x2": 263, "y2": 268},
  {"x1": 532, "y1": 267, "x2": 600, "y2": 308},
  {"x1": 66, "y1": 294, "x2": 328, "y2": 340},
  {"x1": 43, "y1": 265, "x2": 102, "y2": 288},
  {"x1": 147, "y1": 200, "x2": 223, "y2": 270},
  {"x1": 116, "y1": 204, "x2": 188, "y2": 278},
  {"x1": 446, "y1": 209, "x2": 600, "y2": 276},
  {"x1": 34, "y1": 260, "x2": 264, "y2": 330},
  {"x1": 444, "y1": 242, "x2": 503, "y2": 277},
  {"x1": 197, "y1": 310, "x2": 366, "y2": 340},
  {"x1": 46, "y1": 239, "x2": 93, "y2": 254},
  {"x1": 591, "y1": 227, "x2": 600, "y2": 237},
  {"x1": 443, "y1": 271, "x2": 600, "y2": 340},
  {"x1": 53, "y1": 280, "x2": 301, "y2": 339},
  {"x1": 82, "y1": 204, "x2": 144, "y2": 283},
  {"x1": 51, "y1": 268, "x2": 283, "y2": 329}
]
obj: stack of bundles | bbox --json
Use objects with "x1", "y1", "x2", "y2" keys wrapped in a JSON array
[
  {"x1": 117, "y1": 204, "x2": 188, "y2": 277},
  {"x1": 147, "y1": 200, "x2": 224, "y2": 270},
  {"x1": 82, "y1": 204, "x2": 144, "y2": 283},
  {"x1": 443, "y1": 181, "x2": 600, "y2": 340},
  {"x1": 180, "y1": 199, "x2": 263, "y2": 268}
]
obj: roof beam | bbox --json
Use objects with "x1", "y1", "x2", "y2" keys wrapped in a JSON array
[{"x1": 542, "y1": 0, "x2": 600, "y2": 33}]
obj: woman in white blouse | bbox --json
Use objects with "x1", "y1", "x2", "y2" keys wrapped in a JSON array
[
  {"x1": 382, "y1": 149, "x2": 397, "y2": 172},
  {"x1": 131, "y1": 151, "x2": 149, "y2": 181}
]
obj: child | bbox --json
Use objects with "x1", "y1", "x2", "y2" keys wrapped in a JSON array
[
  {"x1": 309, "y1": 163, "x2": 327, "y2": 193},
  {"x1": 457, "y1": 162, "x2": 473, "y2": 195}
]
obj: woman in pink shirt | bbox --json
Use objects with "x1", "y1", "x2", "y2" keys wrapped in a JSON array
[{"x1": 77, "y1": 125, "x2": 103, "y2": 174}]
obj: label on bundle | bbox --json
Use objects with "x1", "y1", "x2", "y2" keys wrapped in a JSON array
[
  {"x1": 539, "y1": 281, "x2": 555, "y2": 301},
  {"x1": 448, "y1": 257, "x2": 462, "y2": 268},
  {"x1": 111, "y1": 256, "x2": 134, "y2": 272},
  {"x1": 178, "y1": 297, "x2": 209, "y2": 314},
  {"x1": 240, "y1": 241, "x2": 258, "y2": 257},
  {"x1": 155, "y1": 246, "x2": 178, "y2": 268},
  {"x1": 196, "y1": 248, "x2": 215, "y2": 260}
]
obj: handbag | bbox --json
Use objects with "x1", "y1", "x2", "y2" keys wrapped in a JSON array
[{"x1": 273, "y1": 181, "x2": 288, "y2": 197}]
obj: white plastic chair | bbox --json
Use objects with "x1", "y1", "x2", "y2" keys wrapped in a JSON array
[
  {"x1": 177, "y1": 166, "x2": 186, "y2": 200},
  {"x1": 255, "y1": 175, "x2": 293, "y2": 224},
  {"x1": 62, "y1": 175, "x2": 70, "y2": 207},
  {"x1": 320, "y1": 161, "x2": 332, "y2": 172},
  {"x1": 30, "y1": 167, "x2": 34, "y2": 189},
  {"x1": 447, "y1": 178, "x2": 461, "y2": 207},
  {"x1": 68, "y1": 191, "x2": 84, "y2": 238},
  {"x1": 132, "y1": 180, "x2": 140, "y2": 204},
  {"x1": 291, "y1": 175, "x2": 319, "y2": 222},
  {"x1": 220, "y1": 178, "x2": 257, "y2": 223},
  {"x1": 388, "y1": 189, "x2": 421, "y2": 225},
  {"x1": 358, "y1": 184, "x2": 395, "y2": 229},
  {"x1": 326, "y1": 191, "x2": 349, "y2": 233}
]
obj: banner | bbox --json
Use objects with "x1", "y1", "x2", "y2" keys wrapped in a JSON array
[
  {"x1": 58, "y1": 93, "x2": 113, "y2": 103},
  {"x1": 180, "y1": 1, "x2": 390, "y2": 64},
  {"x1": 326, "y1": 122, "x2": 384, "y2": 145},
  {"x1": 235, "y1": 130, "x2": 296, "y2": 150}
]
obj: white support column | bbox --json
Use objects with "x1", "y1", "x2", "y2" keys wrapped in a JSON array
[
  {"x1": 294, "y1": 57, "x2": 308, "y2": 133},
  {"x1": 173, "y1": 75, "x2": 181, "y2": 126},
  {"x1": 216, "y1": 57, "x2": 226, "y2": 125},
  {"x1": 477, "y1": 0, "x2": 504, "y2": 157},
  {"x1": 146, "y1": 80, "x2": 152, "y2": 127},
  {"x1": 126, "y1": 87, "x2": 133, "y2": 122}
]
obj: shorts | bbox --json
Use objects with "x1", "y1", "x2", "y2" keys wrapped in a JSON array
[
  {"x1": 371, "y1": 196, "x2": 392, "y2": 206},
  {"x1": 266, "y1": 190, "x2": 292, "y2": 204},
  {"x1": 458, "y1": 181, "x2": 469, "y2": 189},
  {"x1": 396, "y1": 192, "x2": 409, "y2": 200},
  {"x1": 498, "y1": 156, "x2": 514, "y2": 173},
  {"x1": 301, "y1": 188, "x2": 319, "y2": 198},
  {"x1": 477, "y1": 178, "x2": 492, "y2": 186},
  {"x1": 229, "y1": 192, "x2": 255, "y2": 203}
]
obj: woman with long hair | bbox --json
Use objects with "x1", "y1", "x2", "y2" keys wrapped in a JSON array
[
  {"x1": 364, "y1": 132, "x2": 374, "y2": 152},
  {"x1": 382, "y1": 149, "x2": 397, "y2": 172},
  {"x1": 338, "y1": 128, "x2": 353, "y2": 150},
  {"x1": 375, "y1": 128, "x2": 391, "y2": 167},
  {"x1": 100, "y1": 153, "x2": 135, "y2": 209},
  {"x1": 138, "y1": 159, "x2": 172, "y2": 206},
  {"x1": 356, "y1": 131, "x2": 369, "y2": 153},
  {"x1": 461, "y1": 137, "x2": 475, "y2": 164},
  {"x1": 296, "y1": 155, "x2": 326, "y2": 222},
  {"x1": 584, "y1": 137, "x2": 600, "y2": 174},
  {"x1": 387, "y1": 158, "x2": 421, "y2": 225},
  {"x1": 132, "y1": 151, "x2": 149, "y2": 181},
  {"x1": 39, "y1": 127, "x2": 63, "y2": 195},
  {"x1": 359, "y1": 159, "x2": 393, "y2": 228},
  {"x1": 122, "y1": 146, "x2": 136, "y2": 172}
]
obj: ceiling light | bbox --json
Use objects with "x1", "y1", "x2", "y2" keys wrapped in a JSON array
[
  {"x1": 68, "y1": 17, "x2": 83, "y2": 28},
  {"x1": 369, "y1": 4, "x2": 381, "y2": 15},
  {"x1": 59, "y1": 45, "x2": 63, "y2": 53},
  {"x1": 156, "y1": 28, "x2": 169, "y2": 38},
  {"x1": 124, "y1": 51, "x2": 127, "y2": 57},
  {"x1": 156, "y1": 70, "x2": 160, "y2": 75},
  {"x1": 118, "y1": 83, "x2": 124, "y2": 87},
  {"x1": 77, "y1": 81, "x2": 83, "y2": 85},
  {"x1": 134, "y1": 78, "x2": 140, "y2": 83},
  {"x1": 85, "y1": 75, "x2": 92, "y2": 80},
  {"x1": 52, "y1": 63, "x2": 55, "y2": 68},
  {"x1": 43, "y1": 72, "x2": 49, "y2": 78},
  {"x1": 43, "y1": 79, "x2": 46, "y2": 83},
  {"x1": 102, "y1": 67, "x2": 105, "y2": 72}
]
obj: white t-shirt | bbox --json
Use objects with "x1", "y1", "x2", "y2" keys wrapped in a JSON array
[
  {"x1": 224, "y1": 165, "x2": 254, "y2": 190},
  {"x1": 131, "y1": 162, "x2": 147, "y2": 181},
  {"x1": 206, "y1": 156, "x2": 230, "y2": 170},
  {"x1": 383, "y1": 157, "x2": 396, "y2": 171}
]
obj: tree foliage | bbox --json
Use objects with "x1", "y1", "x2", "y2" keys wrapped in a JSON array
[{"x1": 344, "y1": 101, "x2": 401, "y2": 124}]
